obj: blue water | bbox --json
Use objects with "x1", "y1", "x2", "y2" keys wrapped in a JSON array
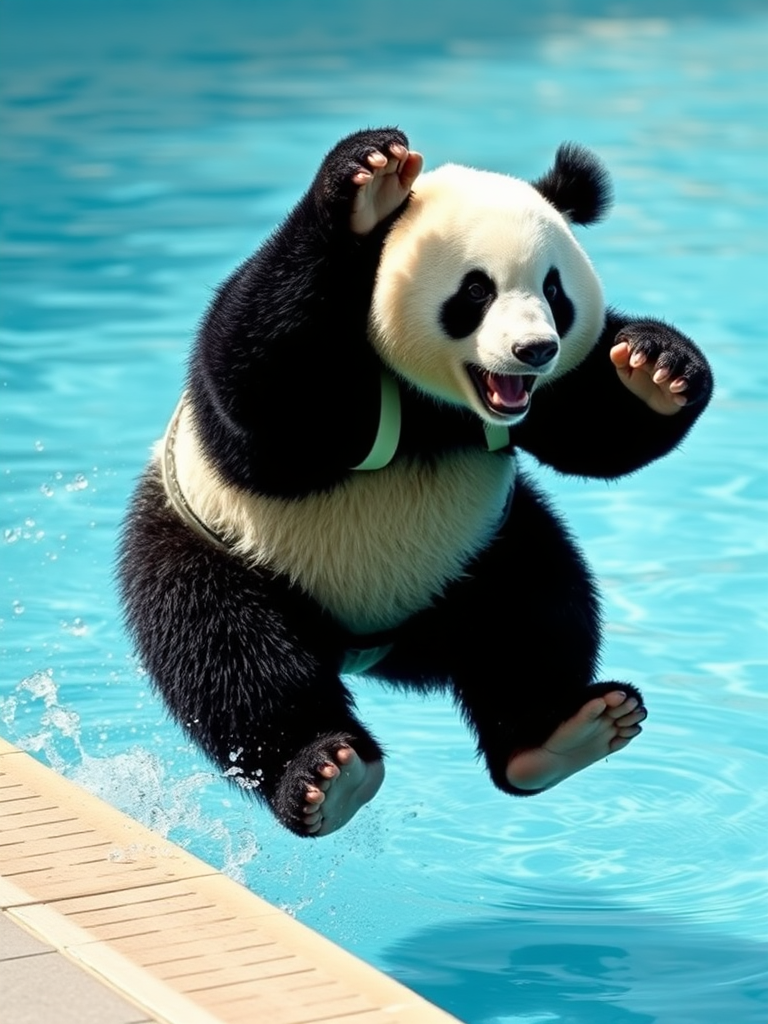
[{"x1": 2, "y1": 2, "x2": 767, "y2": 1022}]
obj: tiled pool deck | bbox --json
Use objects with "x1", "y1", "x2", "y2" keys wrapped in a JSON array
[{"x1": 0, "y1": 737, "x2": 460, "y2": 1024}]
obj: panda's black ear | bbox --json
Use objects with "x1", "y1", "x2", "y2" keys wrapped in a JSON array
[{"x1": 531, "y1": 143, "x2": 613, "y2": 225}]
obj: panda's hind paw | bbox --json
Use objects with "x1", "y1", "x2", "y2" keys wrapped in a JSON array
[
  {"x1": 275, "y1": 736, "x2": 384, "y2": 837},
  {"x1": 505, "y1": 685, "x2": 647, "y2": 794}
]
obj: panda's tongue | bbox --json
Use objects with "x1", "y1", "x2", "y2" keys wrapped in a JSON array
[{"x1": 487, "y1": 373, "x2": 527, "y2": 411}]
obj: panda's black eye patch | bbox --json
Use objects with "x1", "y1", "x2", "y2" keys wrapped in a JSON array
[
  {"x1": 543, "y1": 267, "x2": 575, "y2": 338},
  {"x1": 440, "y1": 270, "x2": 496, "y2": 339}
]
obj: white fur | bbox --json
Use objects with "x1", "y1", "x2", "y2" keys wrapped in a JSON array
[
  {"x1": 165, "y1": 400, "x2": 515, "y2": 635},
  {"x1": 369, "y1": 163, "x2": 605, "y2": 422}
]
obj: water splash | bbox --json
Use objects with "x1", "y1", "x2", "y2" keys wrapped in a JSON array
[
  {"x1": 69, "y1": 749, "x2": 262, "y2": 880},
  {"x1": 0, "y1": 670, "x2": 84, "y2": 772},
  {"x1": 0, "y1": 670, "x2": 262, "y2": 879}
]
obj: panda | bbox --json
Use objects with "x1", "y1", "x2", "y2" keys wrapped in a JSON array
[{"x1": 118, "y1": 127, "x2": 713, "y2": 838}]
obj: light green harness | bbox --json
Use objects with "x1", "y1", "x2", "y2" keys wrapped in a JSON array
[{"x1": 349, "y1": 368, "x2": 510, "y2": 471}]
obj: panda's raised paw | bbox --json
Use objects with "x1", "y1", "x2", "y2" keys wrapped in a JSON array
[
  {"x1": 316, "y1": 128, "x2": 423, "y2": 236},
  {"x1": 610, "y1": 320, "x2": 713, "y2": 416},
  {"x1": 349, "y1": 143, "x2": 423, "y2": 236}
]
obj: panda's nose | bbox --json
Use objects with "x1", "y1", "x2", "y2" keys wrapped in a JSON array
[{"x1": 512, "y1": 339, "x2": 559, "y2": 368}]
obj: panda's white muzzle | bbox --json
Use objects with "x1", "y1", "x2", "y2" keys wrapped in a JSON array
[{"x1": 467, "y1": 292, "x2": 560, "y2": 421}]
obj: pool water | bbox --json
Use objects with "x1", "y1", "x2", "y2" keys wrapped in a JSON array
[{"x1": 2, "y1": 2, "x2": 767, "y2": 1022}]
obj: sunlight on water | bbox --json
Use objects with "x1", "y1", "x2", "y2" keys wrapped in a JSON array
[{"x1": 2, "y1": 2, "x2": 767, "y2": 1022}]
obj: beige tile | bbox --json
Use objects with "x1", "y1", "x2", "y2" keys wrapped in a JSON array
[
  {"x1": 71, "y1": 941, "x2": 223, "y2": 1024},
  {"x1": 111, "y1": 917, "x2": 279, "y2": 959},
  {"x1": 0, "y1": 876, "x2": 37, "y2": 910}
]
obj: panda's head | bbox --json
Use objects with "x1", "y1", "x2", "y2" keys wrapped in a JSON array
[{"x1": 369, "y1": 144, "x2": 612, "y2": 425}]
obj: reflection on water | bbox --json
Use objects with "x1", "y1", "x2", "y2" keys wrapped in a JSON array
[
  {"x1": 2, "y1": 3, "x2": 767, "y2": 1022},
  {"x1": 385, "y1": 902, "x2": 768, "y2": 1024}
]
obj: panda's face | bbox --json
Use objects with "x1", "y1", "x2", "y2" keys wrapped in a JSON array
[{"x1": 369, "y1": 164, "x2": 605, "y2": 425}]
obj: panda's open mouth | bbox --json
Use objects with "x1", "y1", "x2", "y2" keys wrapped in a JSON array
[{"x1": 467, "y1": 366, "x2": 535, "y2": 419}]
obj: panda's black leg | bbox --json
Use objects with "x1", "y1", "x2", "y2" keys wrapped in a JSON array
[
  {"x1": 418, "y1": 474, "x2": 647, "y2": 796},
  {"x1": 119, "y1": 470, "x2": 384, "y2": 837}
]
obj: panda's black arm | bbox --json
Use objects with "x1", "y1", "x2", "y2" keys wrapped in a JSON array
[
  {"x1": 187, "y1": 128, "x2": 411, "y2": 498},
  {"x1": 511, "y1": 310, "x2": 713, "y2": 478}
]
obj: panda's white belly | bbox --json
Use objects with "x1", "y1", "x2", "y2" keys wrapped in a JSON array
[{"x1": 166, "y1": 403, "x2": 516, "y2": 635}]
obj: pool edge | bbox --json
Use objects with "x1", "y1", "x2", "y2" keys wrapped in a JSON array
[{"x1": 0, "y1": 736, "x2": 462, "y2": 1024}]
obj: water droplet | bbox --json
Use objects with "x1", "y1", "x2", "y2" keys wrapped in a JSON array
[
  {"x1": 34, "y1": 440, "x2": 44, "y2": 451},
  {"x1": 62, "y1": 618, "x2": 88, "y2": 637},
  {"x1": 66, "y1": 473, "x2": 88, "y2": 492},
  {"x1": 4, "y1": 528, "x2": 21, "y2": 544},
  {"x1": 12, "y1": 601, "x2": 25, "y2": 615},
  {"x1": 40, "y1": 483, "x2": 54, "y2": 498}
]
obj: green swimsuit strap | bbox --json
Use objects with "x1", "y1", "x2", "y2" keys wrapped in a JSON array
[
  {"x1": 349, "y1": 369, "x2": 402, "y2": 471},
  {"x1": 350, "y1": 369, "x2": 510, "y2": 471}
]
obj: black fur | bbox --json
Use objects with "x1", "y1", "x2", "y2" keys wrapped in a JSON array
[
  {"x1": 119, "y1": 128, "x2": 713, "y2": 836},
  {"x1": 532, "y1": 142, "x2": 613, "y2": 225}
]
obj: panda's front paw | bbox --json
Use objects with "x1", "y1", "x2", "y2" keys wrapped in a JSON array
[
  {"x1": 610, "y1": 320, "x2": 713, "y2": 416},
  {"x1": 315, "y1": 128, "x2": 423, "y2": 235}
]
